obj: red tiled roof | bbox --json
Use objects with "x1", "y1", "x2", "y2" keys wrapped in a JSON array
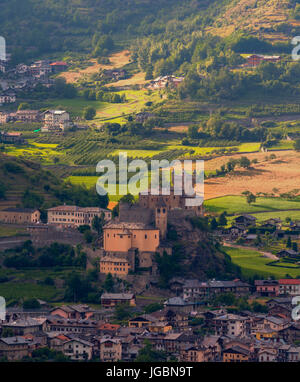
[
  {"x1": 99, "y1": 323, "x2": 120, "y2": 331},
  {"x1": 50, "y1": 62, "x2": 67, "y2": 66},
  {"x1": 7, "y1": 132, "x2": 22, "y2": 136},
  {"x1": 279, "y1": 279, "x2": 300, "y2": 285},
  {"x1": 56, "y1": 334, "x2": 70, "y2": 341}
]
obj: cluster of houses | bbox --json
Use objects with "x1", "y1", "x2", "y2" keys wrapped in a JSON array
[
  {"x1": 220, "y1": 214, "x2": 300, "y2": 257},
  {"x1": 0, "y1": 109, "x2": 72, "y2": 134},
  {"x1": 242, "y1": 54, "x2": 281, "y2": 68},
  {"x1": 147, "y1": 75, "x2": 185, "y2": 90},
  {"x1": 1, "y1": 283, "x2": 300, "y2": 362},
  {"x1": 0, "y1": 58, "x2": 68, "y2": 105}
]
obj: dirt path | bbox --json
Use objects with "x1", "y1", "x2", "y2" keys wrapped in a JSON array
[{"x1": 223, "y1": 242, "x2": 279, "y2": 260}]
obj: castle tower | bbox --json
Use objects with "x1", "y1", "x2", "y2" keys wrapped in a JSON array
[{"x1": 155, "y1": 200, "x2": 168, "y2": 240}]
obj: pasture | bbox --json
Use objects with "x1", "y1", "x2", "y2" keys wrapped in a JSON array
[
  {"x1": 224, "y1": 246, "x2": 300, "y2": 278},
  {"x1": 205, "y1": 195, "x2": 300, "y2": 215}
]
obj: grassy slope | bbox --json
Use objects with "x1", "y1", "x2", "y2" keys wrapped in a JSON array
[
  {"x1": 0, "y1": 153, "x2": 63, "y2": 211},
  {"x1": 205, "y1": 195, "x2": 300, "y2": 214},
  {"x1": 207, "y1": 0, "x2": 292, "y2": 41},
  {"x1": 224, "y1": 246, "x2": 300, "y2": 278}
]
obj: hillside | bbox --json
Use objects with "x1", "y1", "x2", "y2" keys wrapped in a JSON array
[
  {"x1": 208, "y1": 0, "x2": 293, "y2": 40},
  {"x1": 0, "y1": 153, "x2": 108, "y2": 213},
  {"x1": 0, "y1": 0, "x2": 214, "y2": 63}
]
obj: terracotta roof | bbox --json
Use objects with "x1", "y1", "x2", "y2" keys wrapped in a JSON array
[
  {"x1": 50, "y1": 62, "x2": 67, "y2": 66},
  {"x1": 279, "y1": 279, "x2": 300, "y2": 285}
]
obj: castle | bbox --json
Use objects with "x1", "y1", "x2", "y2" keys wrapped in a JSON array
[{"x1": 99, "y1": 170, "x2": 204, "y2": 278}]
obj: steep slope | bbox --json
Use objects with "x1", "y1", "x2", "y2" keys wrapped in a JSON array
[{"x1": 207, "y1": 0, "x2": 294, "y2": 41}]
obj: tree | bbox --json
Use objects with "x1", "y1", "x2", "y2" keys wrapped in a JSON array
[
  {"x1": 103, "y1": 273, "x2": 114, "y2": 292},
  {"x1": 83, "y1": 107, "x2": 96, "y2": 120},
  {"x1": 64, "y1": 273, "x2": 93, "y2": 302},
  {"x1": 92, "y1": 213, "x2": 105, "y2": 235},
  {"x1": 0, "y1": 182, "x2": 6, "y2": 199},
  {"x1": 119, "y1": 193, "x2": 135, "y2": 205},
  {"x1": 287, "y1": 236, "x2": 292, "y2": 249},
  {"x1": 218, "y1": 212, "x2": 227, "y2": 227},
  {"x1": 135, "y1": 341, "x2": 168, "y2": 362},
  {"x1": 23, "y1": 298, "x2": 41, "y2": 310},
  {"x1": 239, "y1": 156, "x2": 251, "y2": 169},
  {"x1": 114, "y1": 304, "x2": 132, "y2": 320},
  {"x1": 294, "y1": 139, "x2": 300, "y2": 152},
  {"x1": 292, "y1": 242, "x2": 298, "y2": 252},
  {"x1": 18, "y1": 102, "x2": 30, "y2": 110},
  {"x1": 84, "y1": 229, "x2": 94, "y2": 243},
  {"x1": 187, "y1": 125, "x2": 199, "y2": 139},
  {"x1": 246, "y1": 192, "x2": 256, "y2": 205}
]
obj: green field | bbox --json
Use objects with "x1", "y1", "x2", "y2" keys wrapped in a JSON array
[
  {"x1": 0, "y1": 282, "x2": 58, "y2": 301},
  {"x1": 205, "y1": 195, "x2": 300, "y2": 215},
  {"x1": 252, "y1": 210, "x2": 300, "y2": 223},
  {"x1": 110, "y1": 149, "x2": 164, "y2": 158},
  {"x1": 38, "y1": 90, "x2": 161, "y2": 124},
  {"x1": 66, "y1": 176, "x2": 99, "y2": 188},
  {"x1": 0, "y1": 226, "x2": 28, "y2": 238},
  {"x1": 224, "y1": 246, "x2": 300, "y2": 278},
  {"x1": 3, "y1": 141, "x2": 62, "y2": 164}
]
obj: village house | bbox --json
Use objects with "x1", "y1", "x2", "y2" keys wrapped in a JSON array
[
  {"x1": 244, "y1": 54, "x2": 281, "y2": 68},
  {"x1": 47, "y1": 205, "x2": 111, "y2": 228},
  {"x1": 223, "y1": 345, "x2": 251, "y2": 362},
  {"x1": 212, "y1": 314, "x2": 248, "y2": 338},
  {"x1": 128, "y1": 315, "x2": 153, "y2": 329},
  {"x1": 0, "y1": 131, "x2": 26, "y2": 144},
  {"x1": 102, "y1": 68, "x2": 126, "y2": 81},
  {"x1": 234, "y1": 214, "x2": 257, "y2": 228},
  {"x1": 29, "y1": 60, "x2": 52, "y2": 77},
  {"x1": 99, "y1": 337, "x2": 122, "y2": 362},
  {"x1": 99, "y1": 257, "x2": 131, "y2": 277},
  {"x1": 0, "y1": 208, "x2": 40, "y2": 224},
  {"x1": 50, "y1": 61, "x2": 68, "y2": 73},
  {"x1": 62, "y1": 337, "x2": 94, "y2": 360},
  {"x1": 50, "y1": 305, "x2": 95, "y2": 320},
  {"x1": 163, "y1": 297, "x2": 194, "y2": 314},
  {"x1": 47, "y1": 333, "x2": 70, "y2": 352},
  {"x1": 181, "y1": 345, "x2": 211, "y2": 362},
  {"x1": 10, "y1": 110, "x2": 41, "y2": 122},
  {"x1": 277, "y1": 345, "x2": 300, "y2": 362},
  {"x1": 0, "y1": 90, "x2": 16, "y2": 104},
  {"x1": 1, "y1": 318, "x2": 44, "y2": 336},
  {"x1": 100, "y1": 293, "x2": 136, "y2": 309},
  {"x1": 278, "y1": 279, "x2": 300, "y2": 296},
  {"x1": 181, "y1": 335, "x2": 222, "y2": 362},
  {"x1": 41, "y1": 110, "x2": 70, "y2": 133},
  {"x1": 255, "y1": 280, "x2": 279, "y2": 297},
  {"x1": 0, "y1": 112, "x2": 10, "y2": 124},
  {"x1": 257, "y1": 348, "x2": 278, "y2": 362},
  {"x1": 183, "y1": 279, "x2": 251, "y2": 300},
  {"x1": 0, "y1": 337, "x2": 31, "y2": 361},
  {"x1": 147, "y1": 75, "x2": 184, "y2": 90},
  {"x1": 45, "y1": 316, "x2": 99, "y2": 335},
  {"x1": 267, "y1": 298, "x2": 292, "y2": 319},
  {"x1": 135, "y1": 112, "x2": 155, "y2": 123},
  {"x1": 277, "y1": 249, "x2": 299, "y2": 258},
  {"x1": 278, "y1": 323, "x2": 300, "y2": 344},
  {"x1": 252, "y1": 316, "x2": 290, "y2": 340}
]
